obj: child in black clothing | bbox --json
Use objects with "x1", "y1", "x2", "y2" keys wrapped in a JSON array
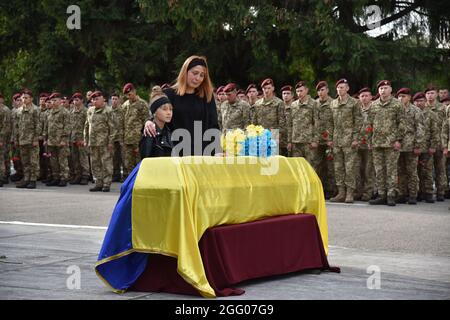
[{"x1": 139, "y1": 86, "x2": 173, "y2": 158}]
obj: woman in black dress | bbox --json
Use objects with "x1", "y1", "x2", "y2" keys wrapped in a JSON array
[{"x1": 143, "y1": 55, "x2": 219, "y2": 156}]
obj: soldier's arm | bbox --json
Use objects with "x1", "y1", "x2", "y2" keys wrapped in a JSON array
[
  {"x1": 312, "y1": 101, "x2": 320, "y2": 144},
  {"x1": 33, "y1": 109, "x2": 41, "y2": 145},
  {"x1": 414, "y1": 111, "x2": 425, "y2": 150},
  {"x1": 83, "y1": 113, "x2": 90, "y2": 145},
  {"x1": 278, "y1": 101, "x2": 287, "y2": 145},
  {"x1": 352, "y1": 100, "x2": 363, "y2": 142},
  {"x1": 441, "y1": 118, "x2": 449, "y2": 149},
  {"x1": 62, "y1": 111, "x2": 70, "y2": 145},
  {"x1": 107, "y1": 110, "x2": 116, "y2": 145},
  {"x1": 430, "y1": 113, "x2": 439, "y2": 149},
  {"x1": 0, "y1": 112, "x2": 5, "y2": 144},
  {"x1": 243, "y1": 102, "x2": 251, "y2": 128}
]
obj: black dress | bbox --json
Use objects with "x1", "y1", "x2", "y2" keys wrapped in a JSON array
[{"x1": 164, "y1": 88, "x2": 219, "y2": 156}]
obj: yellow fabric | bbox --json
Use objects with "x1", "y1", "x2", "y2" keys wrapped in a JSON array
[{"x1": 132, "y1": 156, "x2": 327, "y2": 298}]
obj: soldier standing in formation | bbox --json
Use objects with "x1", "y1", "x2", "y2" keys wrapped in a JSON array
[
  {"x1": 45, "y1": 93, "x2": 71, "y2": 187},
  {"x1": 69, "y1": 92, "x2": 90, "y2": 185},
  {"x1": 10, "y1": 93, "x2": 24, "y2": 182},
  {"x1": 219, "y1": 83, "x2": 251, "y2": 131},
  {"x1": 110, "y1": 92, "x2": 125, "y2": 182},
  {"x1": 329, "y1": 79, "x2": 362, "y2": 203},
  {"x1": 246, "y1": 84, "x2": 258, "y2": 107},
  {"x1": 0, "y1": 93, "x2": 11, "y2": 187},
  {"x1": 84, "y1": 91, "x2": 115, "y2": 192},
  {"x1": 280, "y1": 85, "x2": 294, "y2": 157}
]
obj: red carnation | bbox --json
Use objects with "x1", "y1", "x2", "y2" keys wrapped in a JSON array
[
  {"x1": 366, "y1": 126, "x2": 373, "y2": 133},
  {"x1": 322, "y1": 131, "x2": 329, "y2": 139},
  {"x1": 326, "y1": 154, "x2": 334, "y2": 161},
  {"x1": 361, "y1": 138, "x2": 366, "y2": 145}
]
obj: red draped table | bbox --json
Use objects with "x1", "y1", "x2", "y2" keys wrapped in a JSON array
[{"x1": 131, "y1": 213, "x2": 339, "y2": 296}]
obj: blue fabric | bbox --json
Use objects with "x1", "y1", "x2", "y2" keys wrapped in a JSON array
[{"x1": 95, "y1": 162, "x2": 149, "y2": 292}]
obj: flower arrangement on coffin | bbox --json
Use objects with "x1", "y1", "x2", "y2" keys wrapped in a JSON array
[{"x1": 221, "y1": 125, "x2": 278, "y2": 157}]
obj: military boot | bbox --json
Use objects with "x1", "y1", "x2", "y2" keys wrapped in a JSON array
[
  {"x1": 46, "y1": 179, "x2": 60, "y2": 187},
  {"x1": 26, "y1": 181, "x2": 36, "y2": 189},
  {"x1": 345, "y1": 188, "x2": 354, "y2": 203},
  {"x1": 89, "y1": 186, "x2": 103, "y2": 192},
  {"x1": 424, "y1": 193, "x2": 435, "y2": 203},
  {"x1": 387, "y1": 195, "x2": 396, "y2": 206},
  {"x1": 69, "y1": 176, "x2": 81, "y2": 185},
  {"x1": 79, "y1": 176, "x2": 89, "y2": 185},
  {"x1": 408, "y1": 196, "x2": 417, "y2": 205},
  {"x1": 396, "y1": 195, "x2": 407, "y2": 204},
  {"x1": 16, "y1": 180, "x2": 29, "y2": 188},
  {"x1": 330, "y1": 186, "x2": 346, "y2": 203},
  {"x1": 369, "y1": 195, "x2": 387, "y2": 205}
]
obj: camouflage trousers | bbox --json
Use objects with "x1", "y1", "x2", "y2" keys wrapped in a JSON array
[
  {"x1": 11, "y1": 145, "x2": 23, "y2": 176},
  {"x1": 113, "y1": 141, "x2": 124, "y2": 179},
  {"x1": 3, "y1": 143, "x2": 10, "y2": 178},
  {"x1": 333, "y1": 146, "x2": 357, "y2": 190},
  {"x1": 19, "y1": 144, "x2": 40, "y2": 182},
  {"x1": 48, "y1": 146, "x2": 70, "y2": 181},
  {"x1": 310, "y1": 144, "x2": 336, "y2": 196},
  {"x1": 0, "y1": 144, "x2": 5, "y2": 179},
  {"x1": 291, "y1": 143, "x2": 315, "y2": 165},
  {"x1": 90, "y1": 146, "x2": 113, "y2": 188},
  {"x1": 71, "y1": 144, "x2": 90, "y2": 178},
  {"x1": 433, "y1": 150, "x2": 448, "y2": 196},
  {"x1": 398, "y1": 152, "x2": 419, "y2": 197},
  {"x1": 355, "y1": 149, "x2": 375, "y2": 197},
  {"x1": 418, "y1": 153, "x2": 434, "y2": 195},
  {"x1": 123, "y1": 144, "x2": 140, "y2": 177},
  {"x1": 372, "y1": 147, "x2": 400, "y2": 197},
  {"x1": 39, "y1": 139, "x2": 50, "y2": 180}
]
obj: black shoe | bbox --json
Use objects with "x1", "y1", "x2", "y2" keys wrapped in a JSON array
[
  {"x1": 102, "y1": 186, "x2": 110, "y2": 192},
  {"x1": 16, "y1": 181, "x2": 29, "y2": 188},
  {"x1": 26, "y1": 181, "x2": 36, "y2": 189},
  {"x1": 445, "y1": 190, "x2": 450, "y2": 199},
  {"x1": 79, "y1": 177, "x2": 89, "y2": 185},
  {"x1": 46, "y1": 180, "x2": 60, "y2": 186},
  {"x1": 69, "y1": 176, "x2": 81, "y2": 185},
  {"x1": 387, "y1": 197, "x2": 396, "y2": 206},
  {"x1": 425, "y1": 193, "x2": 435, "y2": 203},
  {"x1": 369, "y1": 197, "x2": 387, "y2": 205},
  {"x1": 10, "y1": 174, "x2": 23, "y2": 182},
  {"x1": 396, "y1": 196, "x2": 407, "y2": 204},
  {"x1": 58, "y1": 180, "x2": 67, "y2": 187},
  {"x1": 408, "y1": 197, "x2": 417, "y2": 205},
  {"x1": 89, "y1": 186, "x2": 103, "y2": 192},
  {"x1": 436, "y1": 194, "x2": 445, "y2": 202}
]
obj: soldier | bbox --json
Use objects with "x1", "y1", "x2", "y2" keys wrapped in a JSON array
[
  {"x1": 355, "y1": 87, "x2": 375, "y2": 201},
  {"x1": 14, "y1": 89, "x2": 40, "y2": 189},
  {"x1": 280, "y1": 85, "x2": 294, "y2": 157},
  {"x1": 69, "y1": 92, "x2": 90, "y2": 185},
  {"x1": 10, "y1": 93, "x2": 24, "y2": 182},
  {"x1": 84, "y1": 91, "x2": 115, "y2": 192},
  {"x1": 246, "y1": 84, "x2": 258, "y2": 107},
  {"x1": 396, "y1": 88, "x2": 424, "y2": 205},
  {"x1": 220, "y1": 83, "x2": 251, "y2": 131},
  {"x1": 215, "y1": 86, "x2": 226, "y2": 130},
  {"x1": 37, "y1": 93, "x2": 50, "y2": 182},
  {"x1": 329, "y1": 79, "x2": 362, "y2": 203},
  {"x1": 0, "y1": 93, "x2": 12, "y2": 187},
  {"x1": 110, "y1": 92, "x2": 124, "y2": 182},
  {"x1": 45, "y1": 92, "x2": 71, "y2": 187},
  {"x1": 425, "y1": 86, "x2": 447, "y2": 201},
  {"x1": 237, "y1": 89, "x2": 248, "y2": 103},
  {"x1": 251, "y1": 78, "x2": 286, "y2": 154},
  {"x1": 438, "y1": 88, "x2": 449, "y2": 103},
  {"x1": 311, "y1": 81, "x2": 336, "y2": 199},
  {"x1": 368, "y1": 80, "x2": 404, "y2": 206},
  {"x1": 121, "y1": 83, "x2": 149, "y2": 179},
  {"x1": 287, "y1": 81, "x2": 318, "y2": 164},
  {"x1": 414, "y1": 92, "x2": 439, "y2": 203}
]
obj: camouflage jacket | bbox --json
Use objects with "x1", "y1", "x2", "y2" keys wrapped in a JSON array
[
  {"x1": 419, "y1": 107, "x2": 439, "y2": 152},
  {"x1": 0, "y1": 104, "x2": 12, "y2": 144},
  {"x1": 46, "y1": 105, "x2": 71, "y2": 146},
  {"x1": 84, "y1": 106, "x2": 115, "y2": 147},
  {"x1": 38, "y1": 107, "x2": 49, "y2": 137},
  {"x1": 220, "y1": 100, "x2": 251, "y2": 131},
  {"x1": 70, "y1": 106, "x2": 87, "y2": 143},
  {"x1": 251, "y1": 96, "x2": 287, "y2": 145},
  {"x1": 14, "y1": 104, "x2": 41, "y2": 146},
  {"x1": 111, "y1": 105, "x2": 124, "y2": 143},
  {"x1": 122, "y1": 96, "x2": 149, "y2": 145},
  {"x1": 287, "y1": 95, "x2": 318, "y2": 144},
  {"x1": 358, "y1": 102, "x2": 371, "y2": 150},
  {"x1": 315, "y1": 97, "x2": 334, "y2": 146},
  {"x1": 400, "y1": 103, "x2": 425, "y2": 152},
  {"x1": 427, "y1": 101, "x2": 445, "y2": 150},
  {"x1": 330, "y1": 95, "x2": 362, "y2": 148}
]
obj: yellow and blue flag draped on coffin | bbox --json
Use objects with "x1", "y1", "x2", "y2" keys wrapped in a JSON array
[{"x1": 95, "y1": 156, "x2": 328, "y2": 298}]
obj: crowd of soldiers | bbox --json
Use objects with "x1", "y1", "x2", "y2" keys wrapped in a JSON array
[
  {"x1": 216, "y1": 79, "x2": 450, "y2": 207},
  {"x1": 1, "y1": 79, "x2": 450, "y2": 208}
]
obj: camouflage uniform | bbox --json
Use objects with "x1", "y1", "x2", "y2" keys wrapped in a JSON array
[
  {"x1": 46, "y1": 105, "x2": 71, "y2": 183},
  {"x1": 428, "y1": 101, "x2": 447, "y2": 198},
  {"x1": 220, "y1": 100, "x2": 251, "y2": 131},
  {"x1": 251, "y1": 96, "x2": 287, "y2": 154},
  {"x1": 111, "y1": 104, "x2": 124, "y2": 182},
  {"x1": 0, "y1": 104, "x2": 12, "y2": 182},
  {"x1": 280, "y1": 101, "x2": 293, "y2": 157},
  {"x1": 330, "y1": 95, "x2": 362, "y2": 194},
  {"x1": 367, "y1": 97, "x2": 404, "y2": 201},
  {"x1": 354, "y1": 102, "x2": 376, "y2": 200},
  {"x1": 310, "y1": 97, "x2": 336, "y2": 197},
  {"x1": 216, "y1": 101, "x2": 223, "y2": 131},
  {"x1": 84, "y1": 106, "x2": 115, "y2": 188},
  {"x1": 287, "y1": 95, "x2": 318, "y2": 164},
  {"x1": 397, "y1": 103, "x2": 424, "y2": 200},
  {"x1": 69, "y1": 106, "x2": 90, "y2": 182},
  {"x1": 122, "y1": 97, "x2": 148, "y2": 177},
  {"x1": 14, "y1": 104, "x2": 41, "y2": 183},
  {"x1": 10, "y1": 107, "x2": 24, "y2": 180},
  {"x1": 38, "y1": 106, "x2": 51, "y2": 181},
  {"x1": 418, "y1": 107, "x2": 439, "y2": 197}
]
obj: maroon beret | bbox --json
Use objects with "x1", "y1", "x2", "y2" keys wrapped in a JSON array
[
  {"x1": 424, "y1": 86, "x2": 437, "y2": 94},
  {"x1": 295, "y1": 81, "x2": 307, "y2": 89},
  {"x1": 49, "y1": 92, "x2": 61, "y2": 100},
  {"x1": 245, "y1": 84, "x2": 257, "y2": 94},
  {"x1": 39, "y1": 92, "x2": 49, "y2": 98},
  {"x1": 13, "y1": 93, "x2": 22, "y2": 100},
  {"x1": 22, "y1": 88, "x2": 33, "y2": 97},
  {"x1": 377, "y1": 80, "x2": 391, "y2": 89},
  {"x1": 123, "y1": 83, "x2": 135, "y2": 94},
  {"x1": 261, "y1": 78, "x2": 274, "y2": 88},
  {"x1": 90, "y1": 91, "x2": 104, "y2": 99},
  {"x1": 315, "y1": 81, "x2": 328, "y2": 91},
  {"x1": 72, "y1": 92, "x2": 83, "y2": 100},
  {"x1": 223, "y1": 83, "x2": 237, "y2": 93},
  {"x1": 216, "y1": 86, "x2": 225, "y2": 94},
  {"x1": 358, "y1": 87, "x2": 372, "y2": 95},
  {"x1": 396, "y1": 88, "x2": 411, "y2": 97},
  {"x1": 335, "y1": 78, "x2": 349, "y2": 87},
  {"x1": 441, "y1": 96, "x2": 450, "y2": 103},
  {"x1": 237, "y1": 89, "x2": 245, "y2": 95},
  {"x1": 413, "y1": 92, "x2": 426, "y2": 101},
  {"x1": 280, "y1": 85, "x2": 293, "y2": 93}
]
